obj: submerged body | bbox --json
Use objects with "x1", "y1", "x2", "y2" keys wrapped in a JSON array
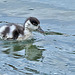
[{"x1": 0, "y1": 17, "x2": 44, "y2": 40}]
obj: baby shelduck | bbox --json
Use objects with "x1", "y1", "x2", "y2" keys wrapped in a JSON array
[{"x1": 0, "y1": 17, "x2": 44, "y2": 40}]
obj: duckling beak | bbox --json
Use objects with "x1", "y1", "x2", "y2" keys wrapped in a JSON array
[{"x1": 37, "y1": 26, "x2": 44, "y2": 33}]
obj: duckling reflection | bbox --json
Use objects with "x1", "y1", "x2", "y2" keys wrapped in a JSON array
[
  {"x1": 25, "y1": 45, "x2": 45, "y2": 61},
  {"x1": 2, "y1": 40, "x2": 45, "y2": 61}
]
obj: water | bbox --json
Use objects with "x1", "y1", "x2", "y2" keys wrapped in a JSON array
[{"x1": 0, "y1": 0, "x2": 75, "y2": 75}]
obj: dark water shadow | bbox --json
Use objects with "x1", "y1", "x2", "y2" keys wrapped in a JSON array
[
  {"x1": 44, "y1": 31, "x2": 64, "y2": 35},
  {"x1": 0, "y1": 21, "x2": 10, "y2": 26},
  {"x1": 0, "y1": 21, "x2": 9, "y2": 23},
  {"x1": 1, "y1": 39, "x2": 45, "y2": 61}
]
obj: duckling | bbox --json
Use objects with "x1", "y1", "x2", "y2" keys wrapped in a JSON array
[{"x1": 0, "y1": 17, "x2": 44, "y2": 40}]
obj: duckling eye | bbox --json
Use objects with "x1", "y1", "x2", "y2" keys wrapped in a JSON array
[{"x1": 32, "y1": 23, "x2": 38, "y2": 26}]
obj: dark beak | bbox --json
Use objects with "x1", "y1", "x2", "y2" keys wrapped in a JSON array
[{"x1": 37, "y1": 26, "x2": 44, "y2": 33}]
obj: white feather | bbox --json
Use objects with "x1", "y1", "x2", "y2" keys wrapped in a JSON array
[
  {"x1": 0, "y1": 25, "x2": 7, "y2": 39},
  {"x1": 6, "y1": 25, "x2": 16, "y2": 38},
  {"x1": 0, "y1": 25, "x2": 7, "y2": 33}
]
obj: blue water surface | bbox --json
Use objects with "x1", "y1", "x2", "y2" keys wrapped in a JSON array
[{"x1": 0, "y1": 0, "x2": 75, "y2": 75}]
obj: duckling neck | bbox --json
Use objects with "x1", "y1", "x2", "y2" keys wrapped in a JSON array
[
  {"x1": 24, "y1": 28, "x2": 32, "y2": 40},
  {"x1": 24, "y1": 28, "x2": 32, "y2": 35},
  {"x1": 23, "y1": 21, "x2": 33, "y2": 40}
]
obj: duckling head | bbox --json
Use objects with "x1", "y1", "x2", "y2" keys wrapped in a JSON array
[{"x1": 24, "y1": 17, "x2": 44, "y2": 33}]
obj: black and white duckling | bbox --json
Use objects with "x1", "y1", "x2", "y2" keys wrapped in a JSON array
[{"x1": 0, "y1": 17, "x2": 44, "y2": 40}]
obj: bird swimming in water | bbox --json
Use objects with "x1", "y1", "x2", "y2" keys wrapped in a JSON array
[{"x1": 0, "y1": 17, "x2": 44, "y2": 40}]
